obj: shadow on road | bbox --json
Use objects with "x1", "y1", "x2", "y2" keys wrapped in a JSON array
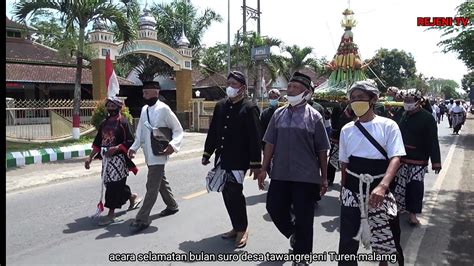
[
  {"x1": 95, "y1": 219, "x2": 159, "y2": 239},
  {"x1": 246, "y1": 192, "x2": 267, "y2": 206},
  {"x1": 62, "y1": 209, "x2": 128, "y2": 234},
  {"x1": 178, "y1": 235, "x2": 245, "y2": 262}
]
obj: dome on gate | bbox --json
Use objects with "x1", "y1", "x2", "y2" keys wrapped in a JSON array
[
  {"x1": 177, "y1": 29, "x2": 190, "y2": 47},
  {"x1": 92, "y1": 20, "x2": 107, "y2": 31},
  {"x1": 139, "y1": 8, "x2": 156, "y2": 29}
]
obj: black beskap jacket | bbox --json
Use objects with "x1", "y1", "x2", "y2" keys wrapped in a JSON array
[{"x1": 203, "y1": 98, "x2": 262, "y2": 170}]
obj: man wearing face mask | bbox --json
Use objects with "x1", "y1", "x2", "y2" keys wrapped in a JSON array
[
  {"x1": 393, "y1": 89, "x2": 441, "y2": 226},
  {"x1": 386, "y1": 86, "x2": 404, "y2": 123},
  {"x1": 449, "y1": 100, "x2": 466, "y2": 135},
  {"x1": 260, "y1": 89, "x2": 281, "y2": 149},
  {"x1": 257, "y1": 72, "x2": 330, "y2": 264},
  {"x1": 202, "y1": 71, "x2": 262, "y2": 248},
  {"x1": 338, "y1": 80, "x2": 406, "y2": 266},
  {"x1": 128, "y1": 81, "x2": 184, "y2": 233}
]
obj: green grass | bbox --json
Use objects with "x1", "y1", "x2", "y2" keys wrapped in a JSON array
[{"x1": 6, "y1": 135, "x2": 95, "y2": 153}]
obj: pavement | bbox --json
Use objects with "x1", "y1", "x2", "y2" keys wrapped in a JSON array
[
  {"x1": 5, "y1": 132, "x2": 206, "y2": 193},
  {"x1": 5, "y1": 115, "x2": 474, "y2": 265}
]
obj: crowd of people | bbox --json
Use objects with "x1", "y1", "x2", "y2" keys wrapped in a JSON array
[{"x1": 83, "y1": 70, "x2": 469, "y2": 266}]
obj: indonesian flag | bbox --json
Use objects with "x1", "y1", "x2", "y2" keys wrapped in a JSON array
[{"x1": 105, "y1": 51, "x2": 120, "y2": 99}]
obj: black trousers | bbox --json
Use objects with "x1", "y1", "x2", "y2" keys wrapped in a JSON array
[
  {"x1": 328, "y1": 162, "x2": 337, "y2": 185},
  {"x1": 266, "y1": 179, "x2": 319, "y2": 255},
  {"x1": 222, "y1": 180, "x2": 248, "y2": 232},
  {"x1": 338, "y1": 206, "x2": 404, "y2": 266}
]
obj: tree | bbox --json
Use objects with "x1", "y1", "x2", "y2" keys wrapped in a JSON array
[
  {"x1": 427, "y1": 78, "x2": 459, "y2": 97},
  {"x1": 406, "y1": 73, "x2": 430, "y2": 95},
  {"x1": 14, "y1": 0, "x2": 135, "y2": 139},
  {"x1": 200, "y1": 43, "x2": 228, "y2": 77},
  {"x1": 461, "y1": 71, "x2": 474, "y2": 93},
  {"x1": 441, "y1": 86, "x2": 460, "y2": 99},
  {"x1": 151, "y1": 0, "x2": 222, "y2": 66},
  {"x1": 430, "y1": 1, "x2": 474, "y2": 69},
  {"x1": 365, "y1": 48, "x2": 417, "y2": 91},
  {"x1": 115, "y1": 0, "x2": 222, "y2": 82},
  {"x1": 232, "y1": 32, "x2": 282, "y2": 101},
  {"x1": 274, "y1": 45, "x2": 314, "y2": 81}
]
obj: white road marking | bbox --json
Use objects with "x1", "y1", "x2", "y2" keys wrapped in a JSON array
[{"x1": 404, "y1": 135, "x2": 459, "y2": 264}]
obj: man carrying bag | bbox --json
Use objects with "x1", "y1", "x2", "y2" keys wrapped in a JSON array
[{"x1": 128, "y1": 81, "x2": 184, "y2": 233}]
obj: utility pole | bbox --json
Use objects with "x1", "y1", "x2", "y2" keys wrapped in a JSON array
[
  {"x1": 257, "y1": 0, "x2": 261, "y2": 35},
  {"x1": 227, "y1": 0, "x2": 231, "y2": 73},
  {"x1": 243, "y1": 0, "x2": 246, "y2": 34}
]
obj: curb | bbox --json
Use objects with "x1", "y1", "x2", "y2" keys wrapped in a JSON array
[{"x1": 6, "y1": 143, "x2": 92, "y2": 168}]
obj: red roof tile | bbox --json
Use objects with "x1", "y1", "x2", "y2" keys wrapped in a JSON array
[
  {"x1": 6, "y1": 38, "x2": 78, "y2": 66},
  {"x1": 6, "y1": 63, "x2": 135, "y2": 85},
  {"x1": 6, "y1": 17, "x2": 37, "y2": 31}
]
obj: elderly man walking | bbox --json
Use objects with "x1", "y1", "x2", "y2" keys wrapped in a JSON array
[
  {"x1": 128, "y1": 81, "x2": 184, "y2": 233},
  {"x1": 257, "y1": 72, "x2": 330, "y2": 265}
]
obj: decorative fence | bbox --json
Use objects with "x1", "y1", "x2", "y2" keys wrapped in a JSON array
[{"x1": 5, "y1": 99, "x2": 101, "y2": 141}]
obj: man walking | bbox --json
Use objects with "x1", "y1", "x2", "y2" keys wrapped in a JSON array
[
  {"x1": 393, "y1": 89, "x2": 442, "y2": 226},
  {"x1": 202, "y1": 71, "x2": 262, "y2": 248},
  {"x1": 257, "y1": 72, "x2": 330, "y2": 265},
  {"x1": 128, "y1": 81, "x2": 184, "y2": 232},
  {"x1": 338, "y1": 80, "x2": 406, "y2": 265}
]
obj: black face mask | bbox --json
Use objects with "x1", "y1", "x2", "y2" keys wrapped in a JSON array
[
  {"x1": 144, "y1": 97, "x2": 158, "y2": 106},
  {"x1": 107, "y1": 109, "x2": 119, "y2": 117}
]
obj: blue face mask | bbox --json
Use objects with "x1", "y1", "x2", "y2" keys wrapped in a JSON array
[
  {"x1": 386, "y1": 96, "x2": 394, "y2": 101},
  {"x1": 269, "y1": 99, "x2": 278, "y2": 107}
]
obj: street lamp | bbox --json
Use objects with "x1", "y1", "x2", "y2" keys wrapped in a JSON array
[{"x1": 195, "y1": 90, "x2": 201, "y2": 98}]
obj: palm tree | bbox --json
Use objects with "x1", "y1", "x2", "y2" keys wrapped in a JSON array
[
  {"x1": 14, "y1": 0, "x2": 135, "y2": 139},
  {"x1": 114, "y1": 0, "x2": 222, "y2": 83},
  {"x1": 233, "y1": 32, "x2": 282, "y2": 101},
  {"x1": 277, "y1": 45, "x2": 314, "y2": 81}
]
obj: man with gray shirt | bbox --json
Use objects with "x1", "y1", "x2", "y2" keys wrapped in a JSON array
[{"x1": 257, "y1": 72, "x2": 330, "y2": 265}]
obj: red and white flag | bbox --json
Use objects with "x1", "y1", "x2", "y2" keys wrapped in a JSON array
[{"x1": 105, "y1": 51, "x2": 120, "y2": 99}]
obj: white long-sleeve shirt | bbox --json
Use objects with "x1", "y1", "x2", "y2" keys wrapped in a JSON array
[{"x1": 130, "y1": 100, "x2": 184, "y2": 166}]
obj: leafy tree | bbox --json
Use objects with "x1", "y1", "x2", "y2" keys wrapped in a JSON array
[
  {"x1": 427, "y1": 78, "x2": 459, "y2": 97},
  {"x1": 365, "y1": 48, "x2": 417, "y2": 91},
  {"x1": 406, "y1": 73, "x2": 430, "y2": 95},
  {"x1": 151, "y1": 0, "x2": 222, "y2": 68},
  {"x1": 232, "y1": 32, "x2": 282, "y2": 101},
  {"x1": 200, "y1": 43, "x2": 228, "y2": 77},
  {"x1": 461, "y1": 71, "x2": 474, "y2": 92},
  {"x1": 441, "y1": 86, "x2": 460, "y2": 99},
  {"x1": 14, "y1": 0, "x2": 135, "y2": 139},
  {"x1": 114, "y1": 0, "x2": 222, "y2": 82},
  {"x1": 429, "y1": 1, "x2": 474, "y2": 69},
  {"x1": 274, "y1": 45, "x2": 314, "y2": 81}
]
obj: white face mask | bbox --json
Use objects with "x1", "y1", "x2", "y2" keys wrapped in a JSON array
[
  {"x1": 404, "y1": 102, "x2": 417, "y2": 111},
  {"x1": 226, "y1": 86, "x2": 240, "y2": 98},
  {"x1": 287, "y1": 91, "x2": 306, "y2": 106}
]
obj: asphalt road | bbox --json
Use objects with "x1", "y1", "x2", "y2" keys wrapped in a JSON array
[{"x1": 6, "y1": 116, "x2": 474, "y2": 265}]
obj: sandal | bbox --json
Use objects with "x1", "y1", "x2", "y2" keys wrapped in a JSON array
[
  {"x1": 128, "y1": 198, "x2": 143, "y2": 211},
  {"x1": 234, "y1": 230, "x2": 249, "y2": 248}
]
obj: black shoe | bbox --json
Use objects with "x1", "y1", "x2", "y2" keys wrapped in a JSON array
[
  {"x1": 129, "y1": 221, "x2": 149, "y2": 233},
  {"x1": 159, "y1": 208, "x2": 179, "y2": 217}
]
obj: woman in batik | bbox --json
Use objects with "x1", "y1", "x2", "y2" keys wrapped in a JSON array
[{"x1": 85, "y1": 98, "x2": 142, "y2": 226}]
